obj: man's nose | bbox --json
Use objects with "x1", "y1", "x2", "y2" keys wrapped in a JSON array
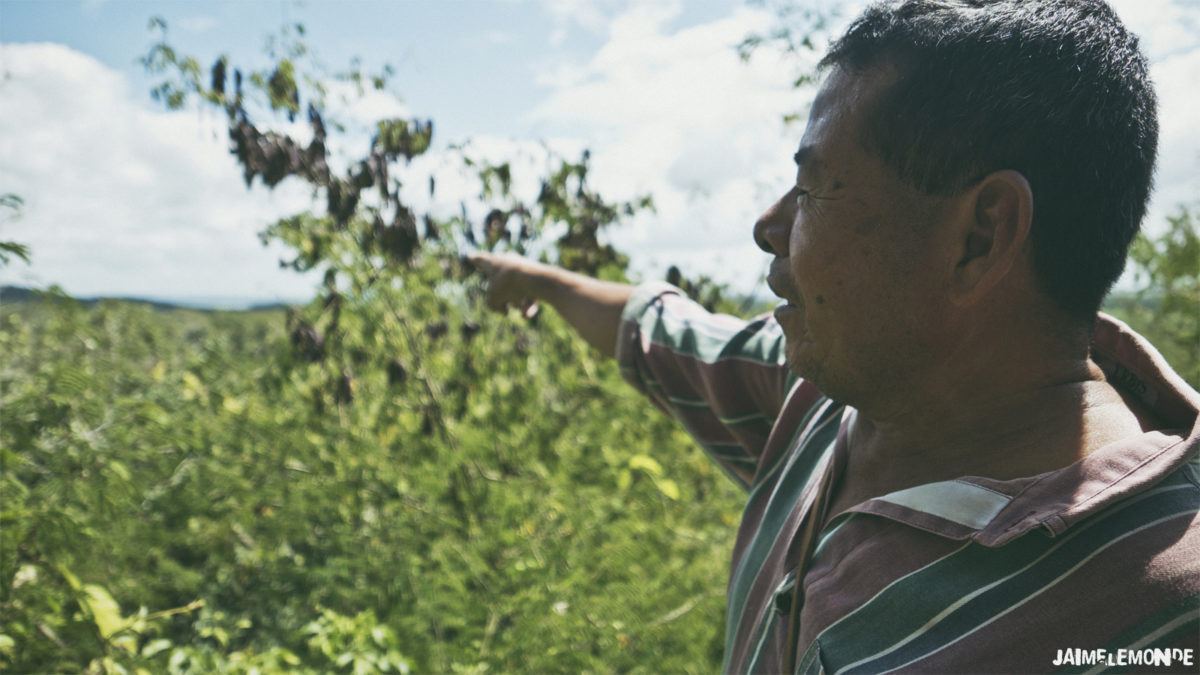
[{"x1": 754, "y1": 192, "x2": 792, "y2": 256}]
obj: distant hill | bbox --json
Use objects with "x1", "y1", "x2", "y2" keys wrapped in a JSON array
[{"x1": 0, "y1": 286, "x2": 299, "y2": 312}]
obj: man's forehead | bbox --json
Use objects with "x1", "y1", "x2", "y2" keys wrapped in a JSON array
[
  {"x1": 809, "y1": 63, "x2": 899, "y2": 124},
  {"x1": 798, "y1": 64, "x2": 901, "y2": 171}
]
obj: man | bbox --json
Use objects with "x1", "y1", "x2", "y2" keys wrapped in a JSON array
[{"x1": 471, "y1": 0, "x2": 1200, "y2": 672}]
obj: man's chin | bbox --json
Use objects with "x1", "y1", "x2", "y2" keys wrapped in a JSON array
[
  {"x1": 784, "y1": 343, "x2": 820, "y2": 380},
  {"x1": 785, "y1": 343, "x2": 852, "y2": 400}
]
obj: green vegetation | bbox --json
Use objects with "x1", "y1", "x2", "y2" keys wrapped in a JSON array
[
  {"x1": 2, "y1": 18, "x2": 759, "y2": 672},
  {"x1": 1103, "y1": 205, "x2": 1200, "y2": 389},
  {"x1": 0, "y1": 279, "x2": 744, "y2": 673}
]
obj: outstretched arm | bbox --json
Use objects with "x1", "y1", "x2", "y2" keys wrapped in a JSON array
[{"x1": 468, "y1": 252, "x2": 633, "y2": 359}]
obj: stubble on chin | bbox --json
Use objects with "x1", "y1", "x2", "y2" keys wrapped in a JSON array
[
  {"x1": 785, "y1": 340, "x2": 860, "y2": 404},
  {"x1": 785, "y1": 341, "x2": 822, "y2": 383}
]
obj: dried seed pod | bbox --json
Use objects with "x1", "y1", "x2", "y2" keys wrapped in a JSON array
[
  {"x1": 289, "y1": 319, "x2": 324, "y2": 363},
  {"x1": 423, "y1": 214, "x2": 439, "y2": 241},
  {"x1": 334, "y1": 368, "x2": 354, "y2": 405},
  {"x1": 483, "y1": 209, "x2": 508, "y2": 250},
  {"x1": 425, "y1": 320, "x2": 448, "y2": 341},
  {"x1": 666, "y1": 265, "x2": 683, "y2": 287},
  {"x1": 460, "y1": 321, "x2": 481, "y2": 342},
  {"x1": 386, "y1": 359, "x2": 408, "y2": 386},
  {"x1": 211, "y1": 58, "x2": 226, "y2": 97}
]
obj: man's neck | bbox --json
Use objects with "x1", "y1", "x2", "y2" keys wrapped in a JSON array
[{"x1": 830, "y1": 357, "x2": 1147, "y2": 515}]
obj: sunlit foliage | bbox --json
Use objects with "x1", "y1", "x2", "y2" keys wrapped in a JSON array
[{"x1": 0, "y1": 16, "x2": 744, "y2": 675}]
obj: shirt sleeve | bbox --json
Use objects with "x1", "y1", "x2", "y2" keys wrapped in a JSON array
[{"x1": 615, "y1": 282, "x2": 796, "y2": 489}]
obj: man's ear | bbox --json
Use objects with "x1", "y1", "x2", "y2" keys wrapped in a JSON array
[{"x1": 948, "y1": 169, "x2": 1033, "y2": 307}]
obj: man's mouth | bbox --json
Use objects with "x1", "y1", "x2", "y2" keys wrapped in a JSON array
[
  {"x1": 765, "y1": 264, "x2": 801, "y2": 309},
  {"x1": 768, "y1": 284, "x2": 804, "y2": 326},
  {"x1": 765, "y1": 262, "x2": 806, "y2": 329}
]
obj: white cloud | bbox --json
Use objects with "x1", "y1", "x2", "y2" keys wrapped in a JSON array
[
  {"x1": 526, "y1": 0, "x2": 1199, "y2": 293},
  {"x1": 540, "y1": 0, "x2": 637, "y2": 47},
  {"x1": 177, "y1": 15, "x2": 218, "y2": 34},
  {"x1": 2, "y1": 0, "x2": 1195, "y2": 305},
  {"x1": 0, "y1": 42, "x2": 577, "y2": 303},
  {"x1": 1142, "y1": 45, "x2": 1200, "y2": 237},
  {"x1": 526, "y1": 3, "x2": 812, "y2": 292},
  {"x1": 0, "y1": 43, "x2": 319, "y2": 303},
  {"x1": 1108, "y1": 0, "x2": 1200, "y2": 237},
  {"x1": 321, "y1": 78, "x2": 412, "y2": 129},
  {"x1": 1111, "y1": 0, "x2": 1200, "y2": 60}
]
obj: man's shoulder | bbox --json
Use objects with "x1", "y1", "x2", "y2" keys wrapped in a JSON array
[{"x1": 1076, "y1": 455, "x2": 1200, "y2": 589}]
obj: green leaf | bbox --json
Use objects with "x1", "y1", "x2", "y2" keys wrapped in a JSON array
[
  {"x1": 0, "y1": 241, "x2": 30, "y2": 265},
  {"x1": 0, "y1": 634, "x2": 15, "y2": 657},
  {"x1": 82, "y1": 584, "x2": 126, "y2": 639},
  {"x1": 628, "y1": 455, "x2": 663, "y2": 477},
  {"x1": 107, "y1": 461, "x2": 131, "y2": 482},
  {"x1": 655, "y1": 478, "x2": 681, "y2": 501},
  {"x1": 142, "y1": 638, "x2": 172, "y2": 657}
]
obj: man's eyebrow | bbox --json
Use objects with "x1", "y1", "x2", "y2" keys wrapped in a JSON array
[
  {"x1": 793, "y1": 147, "x2": 822, "y2": 178},
  {"x1": 794, "y1": 146, "x2": 843, "y2": 192}
]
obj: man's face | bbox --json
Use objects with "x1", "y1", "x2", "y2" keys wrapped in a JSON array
[{"x1": 755, "y1": 65, "x2": 954, "y2": 408}]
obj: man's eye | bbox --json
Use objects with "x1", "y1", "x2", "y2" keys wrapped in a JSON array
[{"x1": 794, "y1": 189, "x2": 810, "y2": 206}]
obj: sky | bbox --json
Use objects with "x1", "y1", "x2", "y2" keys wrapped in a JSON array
[{"x1": 0, "y1": 0, "x2": 1197, "y2": 307}]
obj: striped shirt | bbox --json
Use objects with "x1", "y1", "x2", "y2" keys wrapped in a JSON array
[{"x1": 616, "y1": 282, "x2": 1200, "y2": 674}]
